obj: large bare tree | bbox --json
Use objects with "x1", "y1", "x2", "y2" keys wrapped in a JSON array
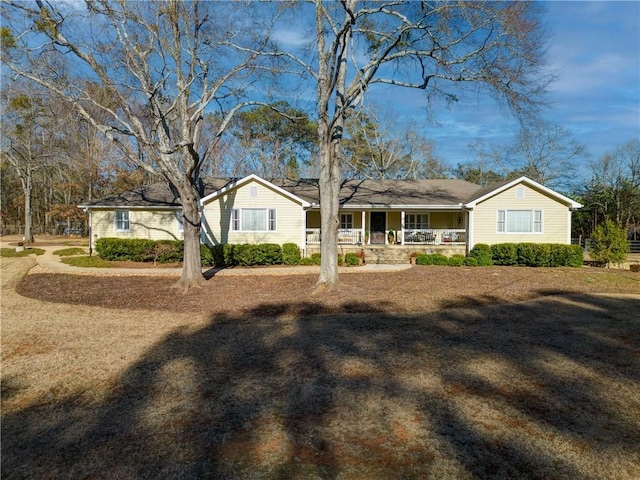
[
  {"x1": 1, "y1": 0, "x2": 278, "y2": 288},
  {"x1": 0, "y1": 83, "x2": 63, "y2": 243},
  {"x1": 278, "y1": 0, "x2": 551, "y2": 289}
]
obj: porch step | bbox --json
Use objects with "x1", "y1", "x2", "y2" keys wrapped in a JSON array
[
  {"x1": 362, "y1": 248, "x2": 411, "y2": 265},
  {"x1": 361, "y1": 246, "x2": 467, "y2": 265}
]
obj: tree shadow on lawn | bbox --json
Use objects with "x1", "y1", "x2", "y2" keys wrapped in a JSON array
[{"x1": 2, "y1": 295, "x2": 640, "y2": 479}]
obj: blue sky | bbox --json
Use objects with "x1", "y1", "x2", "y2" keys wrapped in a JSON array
[{"x1": 386, "y1": 1, "x2": 640, "y2": 173}]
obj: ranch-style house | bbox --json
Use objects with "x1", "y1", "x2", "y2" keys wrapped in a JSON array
[{"x1": 80, "y1": 175, "x2": 582, "y2": 263}]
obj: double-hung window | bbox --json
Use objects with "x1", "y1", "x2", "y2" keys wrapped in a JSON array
[
  {"x1": 497, "y1": 210, "x2": 542, "y2": 233},
  {"x1": 340, "y1": 213, "x2": 353, "y2": 230},
  {"x1": 405, "y1": 213, "x2": 429, "y2": 230},
  {"x1": 115, "y1": 210, "x2": 130, "y2": 231},
  {"x1": 231, "y1": 208, "x2": 276, "y2": 231}
]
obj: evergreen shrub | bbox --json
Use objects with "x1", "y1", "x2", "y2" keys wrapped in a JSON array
[
  {"x1": 491, "y1": 243, "x2": 518, "y2": 266},
  {"x1": 282, "y1": 243, "x2": 301, "y2": 265},
  {"x1": 469, "y1": 244, "x2": 493, "y2": 266}
]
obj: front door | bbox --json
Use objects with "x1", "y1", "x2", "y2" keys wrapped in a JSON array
[{"x1": 370, "y1": 212, "x2": 386, "y2": 244}]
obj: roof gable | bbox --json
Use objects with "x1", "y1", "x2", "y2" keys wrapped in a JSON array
[
  {"x1": 199, "y1": 174, "x2": 311, "y2": 207},
  {"x1": 465, "y1": 176, "x2": 582, "y2": 209}
]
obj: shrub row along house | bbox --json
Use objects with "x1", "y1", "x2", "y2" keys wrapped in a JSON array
[{"x1": 79, "y1": 175, "x2": 582, "y2": 263}]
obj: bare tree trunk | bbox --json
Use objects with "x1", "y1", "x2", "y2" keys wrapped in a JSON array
[
  {"x1": 316, "y1": 119, "x2": 341, "y2": 290},
  {"x1": 23, "y1": 169, "x2": 34, "y2": 244},
  {"x1": 175, "y1": 178, "x2": 206, "y2": 289}
]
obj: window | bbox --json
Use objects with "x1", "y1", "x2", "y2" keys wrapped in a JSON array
[
  {"x1": 115, "y1": 210, "x2": 130, "y2": 231},
  {"x1": 340, "y1": 213, "x2": 353, "y2": 229},
  {"x1": 176, "y1": 211, "x2": 183, "y2": 232},
  {"x1": 497, "y1": 210, "x2": 542, "y2": 233},
  {"x1": 249, "y1": 186, "x2": 258, "y2": 197},
  {"x1": 405, "y1": 213, "x2": 429, "y2": 230},
  {"x1": 231, "y1": 208, "x2": 276, "y2": 231},
  {"x1": 516, "y1": 187, "x2": 525, "y2": 199}
]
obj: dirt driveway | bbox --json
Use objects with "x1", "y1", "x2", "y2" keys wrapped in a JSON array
[{"x1": 2, "y1": 256, "x2": 640, "y2": 479}]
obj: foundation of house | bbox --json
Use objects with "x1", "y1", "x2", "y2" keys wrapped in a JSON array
[{"x1": 305, "y1": 244, "x2": 467, "y2": 264}]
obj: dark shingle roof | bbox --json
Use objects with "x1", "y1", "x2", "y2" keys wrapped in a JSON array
[{"x1": 81, "y1": 177, "x2": 483, "y2": 208}]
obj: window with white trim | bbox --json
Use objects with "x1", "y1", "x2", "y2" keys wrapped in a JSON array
[
  {"x1": 115, "y1": 210, "x2": 130, "y2": 231},
  {"x1": 405, "y1": 213, "x2": 429, "y2": 230},
  {"x1": 340, "y1": 213, "x2": 353, "y2": 229},
  {"x1": 516, "y1": 187, "x2": 525, "y2": 199},
  {"x1": 497, "y1": 210, "x2": 542, "y2": 233},
  {"x1": 231, "y1": 208, "x2": 277, "y2": 231}
]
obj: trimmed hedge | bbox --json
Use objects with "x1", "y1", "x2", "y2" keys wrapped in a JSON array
[
  {"x1": 415, "y1": 253, "x2": 449, "y2": 266},
  {"x1": 448, "y1": 254, "x2": 465, "y2": 267},
  {"x1": 490, "y1": 242, "x2": 583, "y2": 267},
  {"x1": 282, "y1": 243, "x2": 301, "y2": 265},
  {"x1": 219, "y1": 243, "x2": 282, "y2": 266},
  {"x1": 491, "y1": 243, "x2": 518, "y2": 266},
  {"x1": 95, "y1": 238, "x2": 294, "y2": 267},
  {"x1": 469, "y1": 244, "x2": 494, "y2": 266},
  {"x1": 344, "y1": 252, "x2": 360, "y2": 266}
]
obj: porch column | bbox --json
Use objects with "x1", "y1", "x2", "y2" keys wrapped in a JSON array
[
  {"x1": 361, "y1": 210, "x2": 366, "y2": 245},
  {"x1": 301, "y1": 209, "x2": 307, "y2": 256},
  {"x1": 401, "y1": 210, "x2": 405, "y2": 246}
]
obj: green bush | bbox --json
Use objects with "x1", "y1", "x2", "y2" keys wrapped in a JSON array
[
  {"x1": 95, "y1": 238, "x2": 155, "y2": 261},
  {"x1": 463, "y1": 256, "x2": 478, "y2": 267},
  {"x1": 448, "y1": 254, "x2": 465, "y2": 267},
  {"x1": 282, "y1": 243, "x2": 301, "y2": 265},
  {"x1": 310, "y1": 253, "x2": 322, "y2": 265},
  {"x1": 255, "y1": 244, "x2": 282, "y2": 265},
  {"x1": 415, "y1": 253, "x2": 448, "y2": 266},
  {"x1": 337, "y1": 254, "x2": 344, "y2": 266},
  {"x1": 200, "y1": 244, "x2": 216, "y2": 267},
  {"x1": 549, "y1": 244, "x2": 583, "y2": 268},
  {"x1": 469, "y1": 244, "x2": 493, "y2": 266},
  {"x1": 299, "y1": 257, "x2": 315, "y2": 266},
  {"x1": 590, "y1": 219, "x2": 630, "y2": 266},
  {"x1": 232, "y1": 244, "x2": 256, "y2": 266},
  {"x1": 153, "y1": 240, "x2": 184, "y2": 263},
  {"x1": 222, "y1": 244, "x2": 236, "y2": 265},
  {"x1": 491, "y1": 243, "x2": 518, "y2": 266},
  {"x1": 345, "y1": 252, "x2": 360, "y2": 266},
  {"x1": 415, "y1": 254, "x2": 432, "y2": 265},
  {"x1": 517, "y1": 243, "x2": 550, "y2": 267}
]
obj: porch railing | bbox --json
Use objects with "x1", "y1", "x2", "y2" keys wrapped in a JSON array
[
  {"x1": 403, "y1": 229, "x2": 466, "y2": 245},
  {"x1": 306, "y1": 228, "x2": 466, "y2": 245},
  {"x1": 306, "y1": 228, "x2": 363, "y2": 245}
]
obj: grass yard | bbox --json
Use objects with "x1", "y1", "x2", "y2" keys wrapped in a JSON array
[{"x1": 2, "y1": 257, "x2": 640, "y2": 479}]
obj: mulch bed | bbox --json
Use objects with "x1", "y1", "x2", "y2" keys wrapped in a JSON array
[{"x1": 17, "y1": 266, "x2": 640, "y2": 317}]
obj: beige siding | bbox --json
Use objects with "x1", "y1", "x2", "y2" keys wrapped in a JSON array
[
  {"x1": 472, "y1": 183, "x2": 570, "y2": 245},
  {"x1": 202, "y1": 180, "x2": 304, "y2": 247},
  {"x1": 91, "y1": 209, "x2": 183, "y2": 245}
]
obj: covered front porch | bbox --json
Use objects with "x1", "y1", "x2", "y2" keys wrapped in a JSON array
[{"x1": 304, "y1": 209, "x2": 468, "y2": 248}]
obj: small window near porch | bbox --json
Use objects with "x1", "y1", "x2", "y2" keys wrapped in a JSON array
[
  {"x1": 405, "y1": 213, "x2": 429, "y2": 230},
  {"x1": 340, "y1": 213, "x2": 353, "y2": 229}
]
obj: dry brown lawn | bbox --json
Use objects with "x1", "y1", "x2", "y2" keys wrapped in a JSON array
[{"x1": 2, "y1": 257, "x2": 640, "y2": 479}]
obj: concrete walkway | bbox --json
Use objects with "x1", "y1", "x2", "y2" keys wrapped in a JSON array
[{"x1": 2, "y1": 241, "x2": 411, "y2": 277}]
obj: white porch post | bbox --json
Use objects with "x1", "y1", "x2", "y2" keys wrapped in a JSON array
[
  {"x1": 361, "y1": 210, "x2": 366, "y2": 245},
  {"x1": 301, "y1": 209, "x2": 307, "y2": 256},
  {"x1": 401, "y1": 210, "x2": 405, "y2": 246},
  {"x1": 467, "y1": 209, "x2": 474, "y2": 254}
]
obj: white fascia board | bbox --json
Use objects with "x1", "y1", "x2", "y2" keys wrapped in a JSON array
[
  {"x1": 199, "y1": 174, "x2": 311, "y2": 207},
  {"x1": 335, "y1": 204, "x2": 465, "y2": 210},
  {"x1": 465, "y1": 176, "x2": 582, "y2": 209},
  {"x1": 79, "y1": 205, "x2": 182, "y2": 210}
]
